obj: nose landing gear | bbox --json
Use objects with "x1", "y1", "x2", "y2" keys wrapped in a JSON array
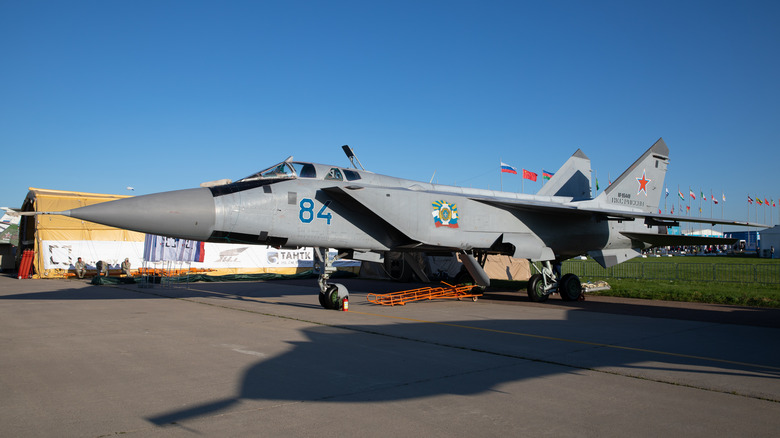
[{"x1": 314, "y1": 247, "x2": 349, "y2": 310}]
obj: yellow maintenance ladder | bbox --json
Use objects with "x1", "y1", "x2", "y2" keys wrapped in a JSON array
[{"x1": 366, "y1": 282, "x2": 482, "y2": 306}]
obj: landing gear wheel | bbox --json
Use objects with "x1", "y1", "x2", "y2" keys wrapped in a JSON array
[
  {"x1": 318, "y1": 292, "x2": 329, "y2": 308},
  {"x1": 558, "y1": 274, "x2": 582, "y2": 301},
  {"x1": 318, "y1": 285, "x2": 339, "y2": 310},
  {"x1": 527, "y1": 274, "x2": 549, "y2": 303}
]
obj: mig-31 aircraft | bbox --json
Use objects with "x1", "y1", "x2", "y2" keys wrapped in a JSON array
[{"x1": 41, "y1": 139, "x2": 755, "y2": 309}]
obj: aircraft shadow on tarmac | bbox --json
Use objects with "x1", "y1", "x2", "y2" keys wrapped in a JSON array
[
  {"x1": 1, "y1": 277, "x2": 778, "y2": 426},
  {"x1": 3, "y1": 277, "x2": 780, "y2": 329},
  {"x1": 146, "y1": 314, "x2": 780, "y2": 427}
]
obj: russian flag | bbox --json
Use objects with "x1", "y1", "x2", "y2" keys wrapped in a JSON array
[
  {"x1": 500, "y1": 162, "x2": 517, "y2": 174},
  {"x1": 194, "y1": 241, "x2": 206, "y2": 262}
]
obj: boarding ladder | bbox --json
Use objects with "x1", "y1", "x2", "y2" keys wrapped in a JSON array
[{"x1": 366, "y1": 282, "x2": 482, "y2": 306}]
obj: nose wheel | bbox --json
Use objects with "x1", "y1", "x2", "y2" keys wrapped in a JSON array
[{"x1": 314, "y1": 247, "x2": 349, "y2": 310}]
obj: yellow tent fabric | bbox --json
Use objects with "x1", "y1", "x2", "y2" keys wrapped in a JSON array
[{"x1": 23, "y1": 188, "x2": 144, "y2": 278}]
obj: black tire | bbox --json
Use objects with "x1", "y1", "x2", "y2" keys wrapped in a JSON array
[
  {"x1": 319, "y1": 285, "x2": 339, "y2": 310},
  {"x1": 318, "y1": 292, "x2": 331, "y2": 309},
  {"x1": 527, "y1": 274, "x2": 549, "y2": 303},
  {"x1": 558, "y1": 273, "x2": 582, "y2": 301}
]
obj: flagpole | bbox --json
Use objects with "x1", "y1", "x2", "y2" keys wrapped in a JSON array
[
  {"x1": 721, "y1": 191, "x2": 724, "y2": 236},
  {"x1": 499, "y1": 158, "x2": 503, "y2": 192}
]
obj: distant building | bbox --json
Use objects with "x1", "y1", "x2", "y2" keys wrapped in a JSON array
[
  {"x1": 723, "y1": 230, "x2": 760, "y2": 253},
  {"x1": 758, "y1": 226, "x2": 780, "y2": 259}
]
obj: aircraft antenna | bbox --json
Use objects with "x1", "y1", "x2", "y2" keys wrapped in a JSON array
[{"x1": 342, "y1": 145, "x2": 365, "y2": 170}]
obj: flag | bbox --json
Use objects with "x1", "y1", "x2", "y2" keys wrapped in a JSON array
[
  {"x1": 748, "y1": 195, "x2": 753, "y2": 204},
  {"x1": 713, "y1": 198, "x2": 718, "y2": 205},
  {"x1": 773, "y1": 200, "x2": 776, "y2": 207},
  {"x1": 500, "y1": 162, "x2": 517, "y2": 174},
  {"x1": 595, "y1": 178, "x2": 599, "y2": 190},
  {"x1": 701, "y1": 191, "x2": 706, "y2": 201},
  {"x1": 757, "y1": 198, "x2": 763, "y2": 205},
  {"x1": 671, "y1": 206, "x2": 674, "y2": 214},
  {"x1": 765, "y1": 198, "x2": 770, "y2": 205},
  {"x1": 665, "y1": 188, "x2": 669, "y2": 198},
  {"x1": 722, "y1": 193, "x2": 726, "y2": 202},
  {"x1": 522, "y1": 169, "x2": 537, "y2": 181},
  {"x1": 689, "y1": 189, "x2": 696, "y2": 200},
  {"x1": 542, "y1": 170, "x2": 554, "y2": 181},
  {"x1": 686, "y1": 206, "x2": 690, "y2": 211},
  {"x1": 678, "y1": 190, "x2": 684, "y2": 201}
]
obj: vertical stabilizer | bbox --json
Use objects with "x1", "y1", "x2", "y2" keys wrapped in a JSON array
[
  {"x1": 597, "y1": 138, "x2": 669, "y2": 213},
  {"x1": 536, "y1": 149, "x2": 592, "y2": 200}
]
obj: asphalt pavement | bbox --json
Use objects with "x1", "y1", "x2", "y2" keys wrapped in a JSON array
[{"x1": 1, "y1": 275, "x2": 779, "y2": 437}]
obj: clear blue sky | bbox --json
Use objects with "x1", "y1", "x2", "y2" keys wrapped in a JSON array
[{"x1": 2, "y1": 1, "x2": 779, "y2": 226}]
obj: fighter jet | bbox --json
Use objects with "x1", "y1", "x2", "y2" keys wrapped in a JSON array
[{"x1": 41, "y1": 139, "x2": 754, "y2": 309}]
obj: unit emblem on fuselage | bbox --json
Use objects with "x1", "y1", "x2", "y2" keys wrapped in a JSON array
[{"x1": 432, "y1": 200, "x2": 459, "y2": 228}]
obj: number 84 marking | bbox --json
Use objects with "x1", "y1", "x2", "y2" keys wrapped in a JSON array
[{"x1": 299, "y1": 198, "x2": 332, "y2": 225}]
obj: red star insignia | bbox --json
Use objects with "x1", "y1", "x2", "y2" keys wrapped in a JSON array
[{"x1": 636, "y1": 170, "x2": 651, "y2": 196}]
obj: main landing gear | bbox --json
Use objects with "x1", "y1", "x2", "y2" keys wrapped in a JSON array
[
  {"x1": 527, "y1": 261, "x2": 582, "y2": 303},
  {"x1": 314, "y1": 247, "x2": 349, "y2": 310}
]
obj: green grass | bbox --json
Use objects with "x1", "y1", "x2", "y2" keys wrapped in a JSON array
[
  {"x1": 489, "y1": 256, "x2": 780, "y2": 308},
  {"x1": 586, "y1": 278, "x2": 780, "y2": 308},
  {"x1": 613, "y1": 255, "x2": 778, "y2": 265}
]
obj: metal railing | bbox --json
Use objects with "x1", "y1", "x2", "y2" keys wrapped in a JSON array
[{"x1": 562, "y1": 260, "x2": 780, "y2": 284}]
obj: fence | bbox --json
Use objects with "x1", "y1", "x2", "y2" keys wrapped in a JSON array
[{"x1": 562, "y1": 260, "x2": 780, "y2": 284}]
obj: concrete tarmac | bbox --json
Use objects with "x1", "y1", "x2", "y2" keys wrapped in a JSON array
[{"x1": 1, "y1": 275, "x2": 779, "y2": 437}]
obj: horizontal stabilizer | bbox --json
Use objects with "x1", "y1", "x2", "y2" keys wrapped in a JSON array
[
  {"x1": 621, "y1": 232, "x2": 737, "y2": 247},
  {"x1": 588, "y1": 249, "x2": 642, "y2": 268}
]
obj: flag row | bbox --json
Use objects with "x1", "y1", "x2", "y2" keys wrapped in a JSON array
[
  {"x1": 500, "y1": 162, "x2": 555, "y2": 182},
  {"x1": 748, "y1": 195, "x2": 776, "y2": 207},
  {"x1": 674, "y1": 188, "x2": 727, "y2": 204}
]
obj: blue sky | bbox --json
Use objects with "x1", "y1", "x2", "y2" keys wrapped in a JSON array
[{"x1": 2, "y1": 1, "x2": 779, "y2": 226}]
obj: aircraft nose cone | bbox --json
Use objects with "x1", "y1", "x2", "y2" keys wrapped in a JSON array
[{"x1": 67, "y1": 188, "x2": 216, "y2": 241}]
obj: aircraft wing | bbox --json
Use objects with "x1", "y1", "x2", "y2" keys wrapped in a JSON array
[{"x1": 469, "y1": 195, "x2": 767, "y2": 228}]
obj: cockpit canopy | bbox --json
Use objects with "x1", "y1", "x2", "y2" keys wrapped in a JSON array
[{"x1": 237, "y1": 160, "x2": 362, "y2": 182}]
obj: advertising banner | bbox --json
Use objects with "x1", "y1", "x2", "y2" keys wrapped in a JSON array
[{"x1": 40, "y1": 239, "x2": 358, "y2": 273}]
